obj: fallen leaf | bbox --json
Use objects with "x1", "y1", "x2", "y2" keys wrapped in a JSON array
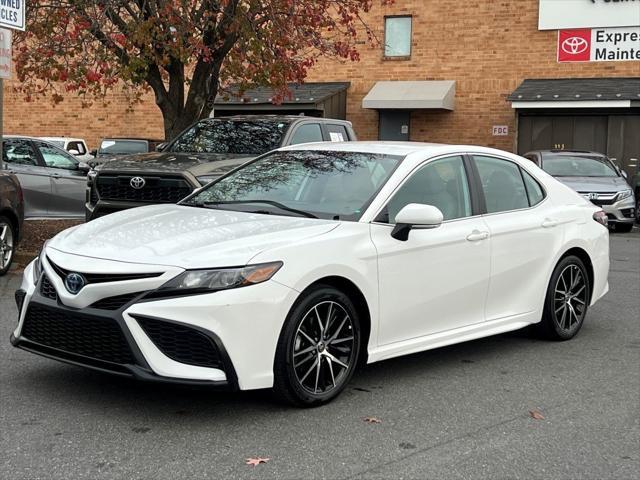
[
  {"x1": 363, "y1": 416, "x2": 382, "y2": 424},
  {"x1": 529, "y1": 409, "x2": 545, "y2": 420},
  {"x1": 245, "y1": 457, "x2": 270, "y2": 467}
]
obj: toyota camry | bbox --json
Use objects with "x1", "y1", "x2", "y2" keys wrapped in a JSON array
[{"x1": 11, "y1": 142, "x2": 610, "y2": 406}]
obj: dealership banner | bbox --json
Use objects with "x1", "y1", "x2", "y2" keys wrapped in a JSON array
[
  {"x1": 558, "y1": 26, "x2": 640, "y2": 62},
  {"x1": 540, "y1": 0, "x2": 640, "y2": 30}
]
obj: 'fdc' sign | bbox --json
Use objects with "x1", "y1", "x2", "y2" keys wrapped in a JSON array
[
  {"x1": 0, "y1": 0, "x2": 25, "y2": 31},
  {"x1": 558, "y1": 27, "x2": 640, "y2": 62}
]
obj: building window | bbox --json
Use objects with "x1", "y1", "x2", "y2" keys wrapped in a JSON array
[{"x1": 384, "y1": 16, "x2": 412, "y2": 58}]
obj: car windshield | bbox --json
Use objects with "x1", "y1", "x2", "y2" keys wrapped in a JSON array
[
  {"x1": 46, "y1": 140, "x2": 65, "y2": 148},
  {"x1": 99, "y1": 140, "x2": 148, "y2": 155},
  {"x1": 184, "y1": 150, "x2": 403, "y2": 220},
  {"x1": 542, "y1": 155, "x2": 618, "y2": 177},
  {"x1": 170, "y1": 119, "x2": 290, "y2": 156}
]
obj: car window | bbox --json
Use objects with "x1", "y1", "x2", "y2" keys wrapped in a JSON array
[
  {"x1": 99, "y1": 140, "x2": 149, "y2": 156},
  {"x1": 379, "y1": 156, "x2": 472, "y2": 223},
  {"x1": 541, "y1": 155, "x2": 618, "y2": 177},
  {"x1": 474, "y1": 155, "x2": 529, "y2": 214},
  {"x1": 522, "y1": 170, "x2": 545, "y2": 206},
  {"x1": 36, "y1": 142, "x2": 79, "y2": 170},
  {"x1": 2, "y1": 140, "x2": 38, "y2": 166},
  {"x1": 67, "y1": 141, "x2": 86, "y2": 155},
  {"x1": 289, "y1": 124, "x2": 324, "y2": 145},
  {"x1": 186, "y1": 150, "x2": 402, "y2": 221},
  {"x1": 171, "y1": 119, "x2": 289, "y2": 155},
  {"x1": 326, "y1": 124, "x2": 349, "y2": 142}
]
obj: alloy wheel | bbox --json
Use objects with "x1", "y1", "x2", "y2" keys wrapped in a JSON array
[
  {"x1": 0, "y1": 221, "x2": 14, "y2": 271},
  {"x1": 553, "y1": 264, "x2": 587, "y2": 332},
  {"x1": 292, "y1": 300, "x2": 356, "y2": 395}
]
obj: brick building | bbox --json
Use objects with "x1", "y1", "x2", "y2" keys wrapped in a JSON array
[{"x1": 4, "y1": 0, "x2": 640, "y2": 176}]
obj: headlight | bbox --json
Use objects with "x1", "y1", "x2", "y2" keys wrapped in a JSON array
[
  {"x1": 617, "y1": 189, "x2": 633, "y2": 201},
  {"x1": 155, "y1": 262, "x2": 283, "y2": 295},
  {"x1": 196, "y1": 175, "x2": 217, "y2": 186}
]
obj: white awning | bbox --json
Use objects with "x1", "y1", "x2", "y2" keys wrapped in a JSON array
[{"x1": 362, "y1": 81, "x2": 456, "y2": 110}]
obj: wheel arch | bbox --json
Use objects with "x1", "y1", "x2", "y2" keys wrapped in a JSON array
[
  {"x1": 0, "y1": 208, "x2": 20, "y2": 240},
  {"x1": 558, "y1": 247, "x2": 595, "y2": 303},
  {"x1": 299, "y1": 275, "x2": 372, "y2": 365}
]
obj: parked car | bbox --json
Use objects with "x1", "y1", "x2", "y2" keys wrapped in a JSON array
[
  {"x1": 0, "y1": 171, "x2": 24, "y2": 275},
  {"x1": 1, "y1": 136, "x2": 90, "y2": 219},
  {"x1": 89, "y1": 137, "x2": 165, "y2": 167},
  {"x1": 39, "y1": 137, "x2": 94, "y2": 163},
  {"x1": 524, "y1": 150, "x2": 635, "y2": 232},
  {"x1": 12, "y1": 143, "x2": 609, "y2": 406},
  {"x1": 85, "y1": 115, "x2": 356, "y2": 220}
]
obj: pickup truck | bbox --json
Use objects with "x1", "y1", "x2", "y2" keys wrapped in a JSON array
[{"x1": 85, "y1": 115, "x2": 356, "y2": 220}]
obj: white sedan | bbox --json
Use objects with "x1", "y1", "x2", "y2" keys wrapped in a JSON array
[{"x1": 11, "y1": 142, "x2": 610, "y2": 406}]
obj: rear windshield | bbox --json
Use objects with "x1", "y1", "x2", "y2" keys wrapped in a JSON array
[
  {"x1": 99, "y1": 140, "x2": 149, "y2": 155},
  {"x1": 170, "y1": 119, "x2": 290, "y2": 156},
  {"x1": 541, "y1": 155, "x2": 618, "y2": 177}
]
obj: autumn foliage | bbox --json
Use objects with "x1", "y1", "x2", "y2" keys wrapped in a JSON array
[{"x1": 14, "y1": 1, "x2": 388, "y2": 139}]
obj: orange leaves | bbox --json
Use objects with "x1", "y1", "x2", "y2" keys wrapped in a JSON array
[{"x1": 245, "y1": 457, "x2": 270, "y2": 467}]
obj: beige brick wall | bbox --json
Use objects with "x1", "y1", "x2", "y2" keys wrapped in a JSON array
[{"x1": 3, "y1": 0, "x2": 639, "y2": 152}]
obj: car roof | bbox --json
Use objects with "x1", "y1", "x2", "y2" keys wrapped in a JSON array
[
  {"x1": 100, "y1": 137, "x2": 164, "y2": 142},
  {"x1": 39, "y1": 137, "x2": 85, "y2": 142},
  {"x1": 278, "y1": 141, "x2": 525, "y2": 160},
  {"x1": 528, "y1": 150, "x2": 607, "y2": 158},
  {"x1": 209, "y1": 115, "x2": 352, "y2": 124}
]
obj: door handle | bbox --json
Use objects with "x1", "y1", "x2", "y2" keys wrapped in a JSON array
[
  {"x1": 541, "y1": 218, "x2": 560, "y2": 228},
  {"x1": 466, "y1": 230, "x2": 489, "y2": 242},
  {"x1": 51, "y1": 173, "x2": 60, "y2": 178}
]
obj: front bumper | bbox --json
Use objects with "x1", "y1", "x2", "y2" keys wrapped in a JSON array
[
  {"x1": 12, "y1": 257, "x2": 299, "y2": 390},
  {"x1": 601, "y1": 196, "x2": 635, "y2": 224}
]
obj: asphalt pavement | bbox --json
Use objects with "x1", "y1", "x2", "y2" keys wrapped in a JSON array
[{"x1": 1, "y1": 230, "x2": 639, "y2": 479}]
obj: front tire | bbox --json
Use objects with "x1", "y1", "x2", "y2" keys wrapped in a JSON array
[
  {"x1": 0, "y1": 216, "x2": 16, "y2": 276},
  {"x1": 273, "y1": 285, "x2": 361, "y2": 407},
  {"x1": 537, "y1": 255, "x2": 590, "y2": 341}
]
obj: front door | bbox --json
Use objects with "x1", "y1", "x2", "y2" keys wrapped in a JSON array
[
  {"x1": 34, "y1": 141, "x2": 86, "y2": 218},
  {"x1": 379, "y1": 111, "x2": 410, "y2": 141},
  {"x1": 370, "y1": 155, "x2": 491, "y2": 345}
]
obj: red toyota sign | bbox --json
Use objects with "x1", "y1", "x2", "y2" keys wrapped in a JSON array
[{"x1": 558, "y1": 29, "x2": 591, "y2": 62}]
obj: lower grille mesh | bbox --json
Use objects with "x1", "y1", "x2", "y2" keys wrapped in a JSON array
[
  {"x1": 135, "y1": 317, "x2": 222, "y2": 369},
  {"x1": 40, "y1": 275, "x2": 58, "y2": 300},
  {"x1": 21, "y1": 304, "x2": 135, "y2": 365}
]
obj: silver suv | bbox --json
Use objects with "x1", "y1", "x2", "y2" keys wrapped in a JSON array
[{"x1": 524, "y1": 150, "x2": 635, "y2": 233}]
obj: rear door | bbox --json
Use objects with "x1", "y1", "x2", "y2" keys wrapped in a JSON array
[
  {"x1": 471, "y1": 154, "x2": 564, "y2": 321},
  {"x1": 2, "y1": 139, "x2": 51, "y2": 217},
  {"x1": 34, "y1": 141, "x2": 86, "y2": 218}
]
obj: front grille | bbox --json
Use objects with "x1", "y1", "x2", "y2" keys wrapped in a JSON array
[
  {"x1": 90, "y1": 292, "x2": 142, "y2": 310},
  {"x1": 21, "y1": 304, "x2": 135, "y2": 365},
  {"x1": 96, "y1": 175, "x2": 192, "y2": 203},
  {"x1": 47, "y1": 257, "x2": 162, "y2": 284},
  {"x1": 90, "y1": 184, "x2": 99, "y2": 203},
  {"x1": 135, "y1": 317, "x2": 222, "y2": 369},
  {"x1": 40, "y1": 275, "x2": 58, "y2": 300},
  {"x1": 579, "y1": 192, "x2": 618, "y2": 206}
]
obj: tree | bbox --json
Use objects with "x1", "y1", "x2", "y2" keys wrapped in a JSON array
[{"x1": 14, "y1": 1, "x2": 386, "y2": 140}]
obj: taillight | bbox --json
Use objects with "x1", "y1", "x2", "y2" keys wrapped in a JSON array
[{"x1": 593, "y1": 210, "x2": 608, "y2": 227}]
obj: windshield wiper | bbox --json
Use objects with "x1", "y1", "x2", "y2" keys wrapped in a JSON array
[{"x1": 197, "y1": 200, "x2": 318, "y2": 219}]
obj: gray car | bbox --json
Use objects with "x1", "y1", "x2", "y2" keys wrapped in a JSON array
[
  {"x1": 86, "y1": 115, "x2": 357, "y2": 220},
  {"x1": 1, "y1": 136, "x2": 89, "y2": 219},
  {"x1": 524, "y1": 150, "x2": 636, "y2": 232}
]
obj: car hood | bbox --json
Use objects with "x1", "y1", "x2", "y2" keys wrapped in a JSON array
[
  {"x1": 96, "y1": 152, "x2": 254, "y2": 176},
  {"x1": 48, "y1": 204, "x2": 339, "y2": 269},
  {"x1": 553, "y1": 176, "x2": 630, "y2": 193}
]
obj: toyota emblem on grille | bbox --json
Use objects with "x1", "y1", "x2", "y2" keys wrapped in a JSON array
[
  {"x1": 130, "y1": 176, "x2": 146, "y2": 189},
  {"x1": 588, "y1": 193, "x2": 599, "y2": 201},
  {"x1": 64, "y1": 273, "x2": 86, "y2": 294}
]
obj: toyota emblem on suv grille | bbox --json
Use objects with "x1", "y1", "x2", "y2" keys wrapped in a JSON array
[
  {"x1": 64, "y1": 273, "x2": 86, "y2": 294},
  {"x1": 130, "y1": 177, "x2": 146, "y2": 189}
]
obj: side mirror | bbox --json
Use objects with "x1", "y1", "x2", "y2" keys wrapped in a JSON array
[
  {"x1": 77, "y1": 162, "x2": 91, "y2": 172},
  {"x1": 89, "y1": 149, "x2": 98, "y2": 157},
  {"x1": 391, "y1": 204, "x2": 443, "y2": 241},
  {"x1": 68, "y1": 149, "x2": 80, "y2": 156},
  {"x1": 156, "y1": 142, "x2": 167, "y2": 152}
]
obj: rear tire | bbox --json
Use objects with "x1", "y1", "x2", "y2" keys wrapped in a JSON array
[
  {"x1": 536, "y1": 255, "x2": 590, "y2": 341},
  {"x1": 273, "y1": 285, "x2": 361, "y2": 407},
  {"x1": 0, "y1": 216, "x2": 16, "y2": 276}
]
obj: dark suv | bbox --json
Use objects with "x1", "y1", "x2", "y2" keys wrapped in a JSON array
[
  {"x1": 86, "y1": 115, "x2": 356, "y2": 220},
  {"x1": 0, "y1": 171, "x2": 24, "y2": 275}
]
